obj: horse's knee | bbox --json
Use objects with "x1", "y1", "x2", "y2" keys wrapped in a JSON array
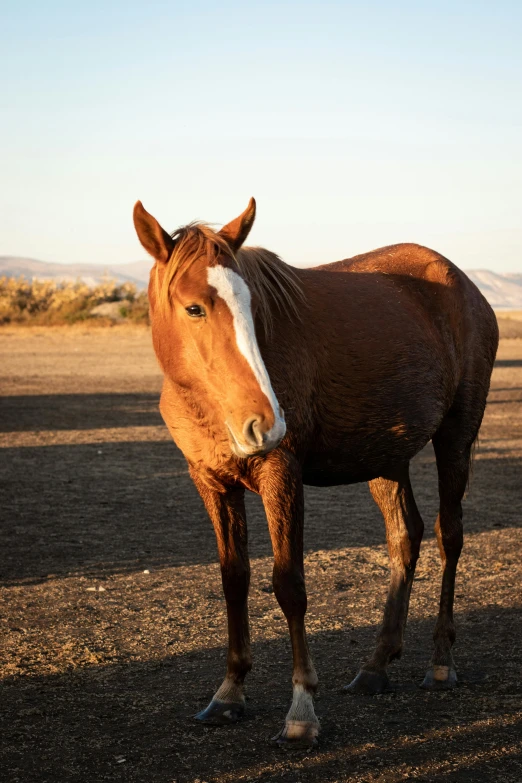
[
  {"x1": 221, "y1": 561, "x2": 250, "y2": 604},
  {"x1": 273, "y1": 564, "x2": 307, "y2": 616}
]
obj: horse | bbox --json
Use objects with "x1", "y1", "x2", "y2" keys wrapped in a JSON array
[{"x1": 133, "y1": 197, "x2": 498, "y2": 746}]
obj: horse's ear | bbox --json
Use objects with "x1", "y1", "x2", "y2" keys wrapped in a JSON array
[
  {"x1": 133, "y1": 201, "x2": 175, "y2": 264},
  {"x1": 218, "y1": 198, "x2": 256, "y2": 252}
]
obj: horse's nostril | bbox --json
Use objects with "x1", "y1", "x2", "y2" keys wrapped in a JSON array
[{"x1": 243, "y1": 416, "x2": 265, "y2": 448}]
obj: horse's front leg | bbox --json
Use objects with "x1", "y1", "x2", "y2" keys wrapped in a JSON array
[
  {"x1": 190, "y1": 470, "x2": 251, "y2": 724},
  {"x1": 257, "y1": 451, "x2": 319, "y2": 746}
]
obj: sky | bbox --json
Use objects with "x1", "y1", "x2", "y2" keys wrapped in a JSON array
[{"x1": 2, "y1": 0, "x2": 521, "y2": 271}]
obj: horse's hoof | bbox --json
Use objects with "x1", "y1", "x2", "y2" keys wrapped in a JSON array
[
  {"x1": 421, "y1": 665, "x2": 458, "y2": 690},
  {"x1": 194, "y1": 699, "x2": 245, "y2": 725},
  {"x1": 343, "y1": 669, "x2": 390, "y2": 695},
  {"x1": 272, "y1": 720, "x2": 319, "y2": 748}
]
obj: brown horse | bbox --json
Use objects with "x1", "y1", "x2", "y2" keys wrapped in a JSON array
[{"x1": 133, "y1": 198, "x2": 498, "y2": 746}]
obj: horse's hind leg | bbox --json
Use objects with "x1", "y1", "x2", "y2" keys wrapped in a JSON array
[
  {"x1": 346, "y1": 464, "x2": 424, "y2": 694},
  {"x1": 421, "y1": 418, "x2": 473, "y2": 689}
]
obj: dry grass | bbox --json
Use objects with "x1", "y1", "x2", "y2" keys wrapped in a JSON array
[
  {"x1": 495, "y1": 310, "x2": 522, "y2": 339},
  {"x1": 2, "y1": 277, "x2": 521, "y2": 338},
  {"x1": 496, "y1": 310, "x2": 522, "y2": 321},
  {"x1": 0, "y1": 276, "x2": 149, "y2": 326}
]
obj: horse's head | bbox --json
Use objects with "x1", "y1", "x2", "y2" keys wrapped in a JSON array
[{"x1": 133, "y1": 198, "x2": 286, "y2": 458}]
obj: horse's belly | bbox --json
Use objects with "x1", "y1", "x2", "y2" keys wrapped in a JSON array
[
  {"x1": 301, "y1": 433, "x2": 430, "y2": 487},
  {"x1": 302, "y1": 463, "x2": 379, "y2": 487}
]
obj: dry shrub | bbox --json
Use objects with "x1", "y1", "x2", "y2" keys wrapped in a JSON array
[{"x1": 0, "y1": 277, "x2": 149, "y2": 326}]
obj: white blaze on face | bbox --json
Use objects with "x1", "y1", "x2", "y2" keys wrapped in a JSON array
[{"x1": 207, "y1": 265, "x2": 286, "y2": 450}]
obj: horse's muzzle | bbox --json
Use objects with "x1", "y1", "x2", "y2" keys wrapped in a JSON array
[{"x1": 227, "y1": 412, "x2": 286, "y2": 458}]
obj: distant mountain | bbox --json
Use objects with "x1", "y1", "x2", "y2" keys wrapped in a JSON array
[
  {"x1": 465, "y1": 270, "x2": 522, "y2": 309},
  {"x1": 1, "y1": 256, "x2": 522, "y2": 308},
  {"x1": 0, "y1": 257, "x2": 151, "y2": 289}
]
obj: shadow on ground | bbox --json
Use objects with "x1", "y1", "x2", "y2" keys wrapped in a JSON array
[
  {"x1": 494, "y1": 359, "x2": 522, "y2": 368},
  {"x1": 1, "y1": 427, "x2": 521, "y2": 585},
  {"x1": 0, "y1": 393, "x2": 162, "y2": 432},
  {"x1": 1, "y1": 606, "x2": 521, "y2": 783}
]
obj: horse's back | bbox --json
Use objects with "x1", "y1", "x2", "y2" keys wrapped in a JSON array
[
  {"x1": 312, "y1": 242, "x2": 498, "y2": 373},
  {"x1": 274, "y1": 244, "x2": 498, "y2": 485},
  {"x1": 314, "y1": 242, "x2": 468, "y2": 285}
]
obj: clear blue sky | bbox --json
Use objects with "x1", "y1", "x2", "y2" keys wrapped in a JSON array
[{"x1": 2, "y1": 0, "x2": 521, "y2": 271}]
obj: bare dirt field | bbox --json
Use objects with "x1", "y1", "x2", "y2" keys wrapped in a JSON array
[{"x1": 1, "y1": 326, "x2": 521, "y2": 783}]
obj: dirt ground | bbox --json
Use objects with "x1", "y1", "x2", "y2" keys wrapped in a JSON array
[{"x1": 1, "y1": 326, "x2": 521, "y2": 783}]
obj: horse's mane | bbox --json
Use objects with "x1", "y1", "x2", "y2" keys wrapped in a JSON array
[{"x1": 156, "y1": 222, "x2": 305, "y2": 333}]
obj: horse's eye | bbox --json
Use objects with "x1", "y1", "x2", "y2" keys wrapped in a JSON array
[{"x1": 185, "y1": 304, "x2": 205, "y2": 317}]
